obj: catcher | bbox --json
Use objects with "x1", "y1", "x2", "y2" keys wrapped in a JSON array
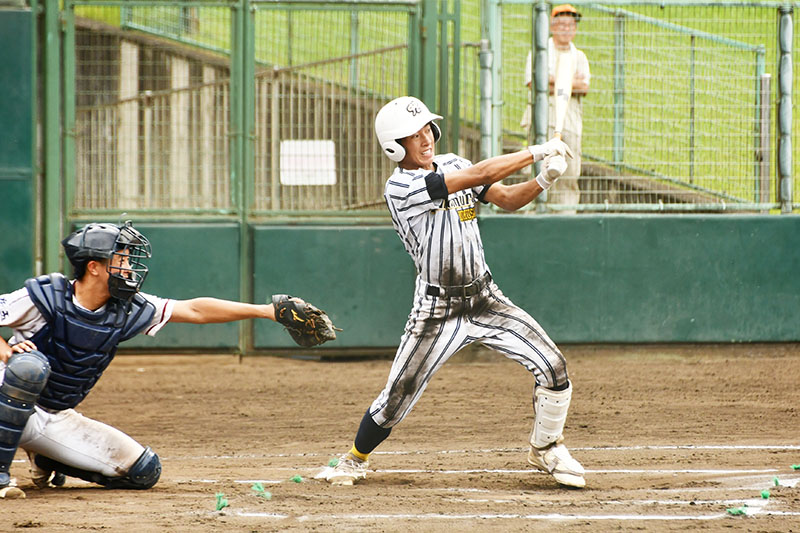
[{"x1": 0, "y1": 221, "x2": 337, "y2": 498}]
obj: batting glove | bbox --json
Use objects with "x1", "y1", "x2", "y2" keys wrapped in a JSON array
[
  {"x1": 535, "y1": 154, "x2": 568, "y2": 190},
  {"x1": 528, "y1": 137, "x2": 574, "y2": 162}
]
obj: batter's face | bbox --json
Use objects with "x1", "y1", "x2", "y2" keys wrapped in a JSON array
[
  {"x1": 551, "y1": 15, "x2": 577, "y2": 47},
  {"x1": 399, "y1": 123, "x2": 436, "y2": 171}
]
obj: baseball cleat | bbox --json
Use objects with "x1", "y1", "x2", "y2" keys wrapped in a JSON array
[
  {"x1": 528, "y1": 443, "x2": 585, "y2": 488},
  {"x1": 28, "y1": 452, "x2": 65, "y2": 489},
  {"x1": 319, "y1": 455, "x2": 368, "y2": 486},
  {"x1": 0, "y1": 477, "x2": 26, "y2": 499}
]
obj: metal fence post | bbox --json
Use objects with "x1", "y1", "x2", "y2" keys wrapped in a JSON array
[
  {"x1": 407, "y1": 5, "x2": 422, "y2": 97},
  {"x1": 533, "y1": 1, "x2": 549, "y2": 150},
  {"x1": 420, "y1": 0, "x2": 438, "y2": 107},
  {"x1": 758, "y1": 73, "x2": 771, "y2": 209},
  {"x1": 753, "y1": 47, "x2": 767, "y2": 204},
  {"x1": 482, "y1": 0, "x2": 501, "y2": 157},
  {"x1": 479, "y1": 39, "x2": 492, "y2": 161},
  {"x1": 613, "y1": 11, "x2": 625, "y2": 168},
  {"x1": 777, "y1": 5, "x2": 793, "y2": 213},
  {"x1": 44, "y1": 0, "x2": 63, "y2": 273},
  {"x1": 533, "y1": 1, "x2": 548, "y2": 211}
]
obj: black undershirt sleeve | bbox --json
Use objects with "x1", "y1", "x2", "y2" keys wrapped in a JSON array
[
  {"x1": 476, "y1": 184, "x2": 492, "y2": 204},
  {"x1": 424, "y1": 172, "x2": 449, "y2": 201}
]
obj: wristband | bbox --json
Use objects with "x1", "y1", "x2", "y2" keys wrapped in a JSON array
[{"x1": 535, "y1": 172, "x2": 554, "y2": 190}]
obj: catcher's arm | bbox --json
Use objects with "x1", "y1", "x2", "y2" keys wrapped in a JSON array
[{"x1": 170, "y1": 297, "x2": 275, "y2": 323}]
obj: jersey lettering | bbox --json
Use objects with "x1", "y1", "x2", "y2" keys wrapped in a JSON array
[{"x1": 457, "y1": 206, "x2": 476, "y2": 222}]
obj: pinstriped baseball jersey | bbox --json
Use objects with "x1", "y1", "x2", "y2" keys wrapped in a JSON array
[
  {"x1": 368, "y1": 153, "x2": 569, "y2": 429},
  {"x1": 384, "y1": 153, "x2": 490, "y2": 287}
]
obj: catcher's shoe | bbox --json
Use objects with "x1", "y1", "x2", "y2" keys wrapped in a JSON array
[
  {"x1": 321, "y1": 455, "x2": 368, "y2": 486},
  {"x1": 527, "y1": 442, "x2": 585, "y2": 488},
  {"x1": 0, "y1": 476, "x2": 26, "y2": 499},
  {"x1": 27, "y1": 452, "x2": 66, "y2": 489}
]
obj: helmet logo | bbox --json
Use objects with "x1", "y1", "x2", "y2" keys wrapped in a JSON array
[{"x1": 406, "y1": 101, "x2": 422, "y2": 116}]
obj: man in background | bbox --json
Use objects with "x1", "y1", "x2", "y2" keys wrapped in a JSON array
[{"x1": 522, "y1": 4, "x2": 590, "y2": 214}]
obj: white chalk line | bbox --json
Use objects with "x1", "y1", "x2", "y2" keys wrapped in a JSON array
[
  {"x1": 161, "y1": 443, "x2": 800, "y2": 461},
  {"x1": 175, "y1": 467, "x2": 792, "y2": 479},
  {"x1": 380, "y1": 467, "x2": 783, "y2": 475},
  {"x1": 223, "y1": 509, "x2": 800, "y2": 521}
]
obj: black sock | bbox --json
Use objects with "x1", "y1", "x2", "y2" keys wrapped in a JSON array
[{"x1": 353, "y1": 409, "x2": 392, "y2": 455}]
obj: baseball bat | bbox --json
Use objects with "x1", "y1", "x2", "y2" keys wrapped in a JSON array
[{"x1": 552, "y1": 48, "x2": 575, "y2": 140}]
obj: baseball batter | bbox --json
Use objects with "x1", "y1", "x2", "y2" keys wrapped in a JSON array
[
  {"x1": 0, "y1": 221, "x2": 334, "y2": 498},
  {"x1": 318, "y1": 96, "x2": 585, "y2": 488}
]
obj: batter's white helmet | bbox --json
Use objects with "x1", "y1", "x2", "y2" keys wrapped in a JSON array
[{"x1": 375, "y1": 96, "x2": 442, "y2": 162}]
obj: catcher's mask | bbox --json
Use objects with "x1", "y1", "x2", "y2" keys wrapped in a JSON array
[
  {"x1": 374, "y1": 96, "x2": 442, "y2": 162},
  {"x1": 62, "y1": 221, "x2": 151, "y2": 303}
]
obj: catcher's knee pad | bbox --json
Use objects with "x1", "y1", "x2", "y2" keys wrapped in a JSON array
[
  {"x1": 120, "y1": 446, "x2": 162, "y2": 489},
  {"x1": 34, "y1": 446, "x2": 162, "y2": 490},
  {"x1": 0, "y1": 351, "x2": 51, "y2": 481},
  {"x1": 530, "y1": 381, "x2": 572, "y2": 449}
]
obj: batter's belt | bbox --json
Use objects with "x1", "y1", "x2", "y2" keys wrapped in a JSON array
[{"x1": 426, "y1": 272, "x2": 492, "y2": 299}]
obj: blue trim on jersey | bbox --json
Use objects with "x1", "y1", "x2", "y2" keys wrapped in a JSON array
[{"x1": 387, "y1": 185, "x2": 428, "y2": 202}]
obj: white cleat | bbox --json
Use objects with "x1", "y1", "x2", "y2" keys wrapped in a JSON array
[
  {"x1": 316, "y1": 456, "x2": 368, "y2": 486},
  {"x1": 527, "y1": 443, "x2": 586, "y2": 488},
  {"x1": 0, "y1": 478, "x2": 26, "y2": 499}
]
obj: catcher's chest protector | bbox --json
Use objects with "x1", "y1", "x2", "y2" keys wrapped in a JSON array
[{"x1": 24, "y1": 274, "x2": 156, "y2": 410}]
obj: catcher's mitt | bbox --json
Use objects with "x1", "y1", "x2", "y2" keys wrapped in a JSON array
[{"x1": 271, "y1": 294, "x2": 339, "y2": 347}]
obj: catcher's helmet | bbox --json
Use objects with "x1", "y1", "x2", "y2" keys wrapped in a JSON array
[
  {"x1": 374, "y1": 96, "x2": 442, "y2": 162},
  {"x1": 62, "y1": 221, "x2": 151, "y2": 302}
]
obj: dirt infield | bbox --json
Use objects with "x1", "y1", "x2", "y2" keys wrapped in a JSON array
[{"x1": 3, "y1": 344, "x2": 800, "y2": 532}]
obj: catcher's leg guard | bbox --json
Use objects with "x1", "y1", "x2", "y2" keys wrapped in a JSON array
[
  {"x1": 35, "y1": 446, "x2": 161, "y2": 490},
  {"x1": 0, "y1": 351, "x2": 50, "y2": 488}
]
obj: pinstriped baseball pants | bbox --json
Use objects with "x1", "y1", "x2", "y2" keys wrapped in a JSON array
[{"x1": 369, "y1": 275, "x2": 569, "y2": 428}]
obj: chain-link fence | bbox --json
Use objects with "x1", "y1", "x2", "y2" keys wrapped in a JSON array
[
  {"x1": 71, "y1": 3, "x2": 235, "y2": 212},
  {"x1": 495, "y1": 1, "x2": 797, "y2": 212},
  {"x1": 66, "y1": 1, "x2": 796, "y2": 216},
  {"x1": 251, "y1": 5, "x2": 412, "y2": 213}
]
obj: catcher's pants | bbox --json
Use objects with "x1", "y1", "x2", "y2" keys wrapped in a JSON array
[
  {"x1": 369, "y1": 275, "x2": 569, "y2": 428},
  {"x1": 0, "y1": 363, "x2": 144, "y2": 478}
]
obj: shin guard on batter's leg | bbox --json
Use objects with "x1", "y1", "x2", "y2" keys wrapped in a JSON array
[
  {"x1": 527, "y1": 382, "x2": 585, "y2": 488},
  {"x1": 0, "y1": 351, "x2": 50, "y2": 495}
]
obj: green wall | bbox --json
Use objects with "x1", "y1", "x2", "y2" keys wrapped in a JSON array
[
  {"x1": 49, "y1": 215, "x2": 799, "y2": 351},
  {"x1": 480, "y1": 215, "x2": 800, "y2": 343},
  {"x1": 121, "y1": 223, "x2": 241, "y2": 349},
  {"x1": 252, "y1": 225, "x2": 416, "y2": 348},
  {"x1": 0, "y1": 10, "x2": 35, "y2": 294}
]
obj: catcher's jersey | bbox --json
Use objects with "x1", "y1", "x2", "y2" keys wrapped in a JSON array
[
  {"x1": 0, "y1": 282, "x2": 173, "y2": 344},
  {"x1": 384, "y1": 153, "x2": 491, "y2": 287}
]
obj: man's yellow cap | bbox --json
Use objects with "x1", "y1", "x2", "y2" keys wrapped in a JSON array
[{"x1": 551, "y1": 4, "x2": 581, "y2": 21}]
